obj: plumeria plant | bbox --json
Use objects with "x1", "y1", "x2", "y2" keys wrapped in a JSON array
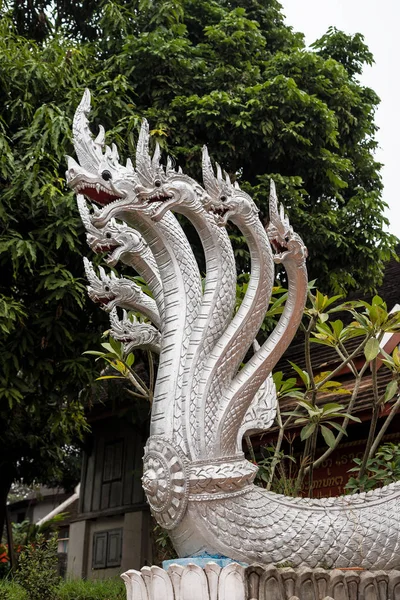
[{"x1": 258, "y1": 291, "x2": 400, "y2": 496}]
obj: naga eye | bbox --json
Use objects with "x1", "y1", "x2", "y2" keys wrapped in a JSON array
[
  {"x1": 220, "y1": 195, "x2": 227, "y2": 202},
  {"x1": 105, "y1": 232, "x2": 112, "y2": 239},
  {"x1": 102, "y1": 170, "x2": 112, "y2": 181},
  {"x1": 104, "y1": 286, "x2": 110, "y2": 292},
  {"x1": 154, "y1": 180, "x2": 161, "y2": 188}
]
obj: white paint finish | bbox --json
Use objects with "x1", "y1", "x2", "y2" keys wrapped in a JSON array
[{"x1": 36, "y1": 484, "x2": 80, "y2": 526}]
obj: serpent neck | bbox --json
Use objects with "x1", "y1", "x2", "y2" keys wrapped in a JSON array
[
  {"x1": 198, "y1": 212, "x2": 275, "y2": 458},
  {"x1": 120, "y1": 210, "x2": 202, "y2": 455},
  {"x1": 165, "y1": 200, "x2": 237, "y2": 459},
  {"x1": 216, "y1": 256, "x2": 308, "y2": 456}
]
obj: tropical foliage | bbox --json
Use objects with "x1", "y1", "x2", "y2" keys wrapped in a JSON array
[{"x1": 259, "y1": 292, "x2": 400, "y2": 495}]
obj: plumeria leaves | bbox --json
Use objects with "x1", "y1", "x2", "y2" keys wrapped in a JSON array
[{"x1": 364, "y1": 338, "x2": 380, "y2": 361}]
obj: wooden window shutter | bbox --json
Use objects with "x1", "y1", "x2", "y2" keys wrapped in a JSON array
[
  {"x1": 107, "y1": 528, "x2": 123, "y2": 567},
  {"x1": 92, "y1": 532, "x2": 107, "y2": 569}
]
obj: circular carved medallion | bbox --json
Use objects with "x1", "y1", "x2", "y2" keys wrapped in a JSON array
[{"x1": 142, "y1": 437, "x2": 188, "y2": 529}]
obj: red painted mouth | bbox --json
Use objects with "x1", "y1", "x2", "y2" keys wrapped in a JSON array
[
  {"x1": 74, "y1": 181, "x2": 123, "y2": 206},
  {"x1": 82, "y1": 186, "x2": 122, "y2": 206},
  {"x1": 93, "y1": 243, "x2": 118, "y2": 254},
  {"x1": 94, "y1": 294, "x2": 116, "y2": 305},
  {"x1": 271, "y1": 237, "x2": 290, "y2": 254}
]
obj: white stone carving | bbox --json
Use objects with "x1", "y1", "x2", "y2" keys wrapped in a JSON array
[
  {"x1": 121, "y1": 563, "x2": 400, "y2": 600},
  {"x1": 68, "y1": 89, "x2": 400, "y2": 571}
]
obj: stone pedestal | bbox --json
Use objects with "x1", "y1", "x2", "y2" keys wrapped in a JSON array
[{"x1": 121, "y1": 563, "x2": 400, "y2": 600}]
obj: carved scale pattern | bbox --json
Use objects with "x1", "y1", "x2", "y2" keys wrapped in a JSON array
[
  {"x1": 218, "y1": 256, "x2": 307, "y2": 456},
  {"x1": 192, "y1": 483, "x2": 400, "y2": 569},
  {"x1": 199, "y1": 193, "x2": 275, "y2": 457},
  {"x1": 154, "y1": 177, "x2": 237, "y2": 459}
]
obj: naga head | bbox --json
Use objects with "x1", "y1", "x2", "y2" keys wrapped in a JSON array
[
  {"x1": 83, "y1": 257, "x2": 117, "y2": 309},
  {"x1": 83, "y1": 258, "x2": 147, "y2": 312},
  {"x1": 66, "y1": 90, "x2": 136, "y2": 209},
  {"x1": 68, "y1": 91, "x2": 207, "y2": 226},
  {"x1": 201, "y1": 146, "x2": 258, "y2": 226},
  {"x1": 267, "y1": 181, "x2": 307, "y2": 265},
  {"x1": 77, "y1": 195, "x2": 148, "y2": 267},
  {"x1": 125, "y1": 120, "x2": 205, "y2": 223},
  {"x1": 109, "y1": 308, "x2": 161, "y2": 354}
]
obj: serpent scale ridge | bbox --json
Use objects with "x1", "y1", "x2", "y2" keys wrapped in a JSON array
[
  {"x1": 183, "y1": 482, "x2": 400, "y2": 569},
  {"x1": 95, "y1": 206, "x2": 202, "y2": 451},
  {"x1": 151, "y1": 171, "x2": 237, "y2": 459},
  {"x1": 198, "y1": 180, "x2": 275, "y2": 457},
  {"x1": 216, "y1": 239, "x2": 308, "y2": 455}
]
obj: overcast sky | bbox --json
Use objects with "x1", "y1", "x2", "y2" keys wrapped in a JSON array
[{"x1": 280, "y1": 0, "x2": 400, "y2": 238}]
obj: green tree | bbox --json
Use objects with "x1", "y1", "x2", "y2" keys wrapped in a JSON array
[
  {"x1": 0, "y1": 17, "x2": 106, "y2": 537},
  {"x1": 83, "y1": 0, "x2": 396, "y2": 292}
]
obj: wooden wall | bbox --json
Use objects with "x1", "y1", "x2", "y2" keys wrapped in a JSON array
[{"x1": 79, "y1": 418, "x2": 146, "y2": 516}]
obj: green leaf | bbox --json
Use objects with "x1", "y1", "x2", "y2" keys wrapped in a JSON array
[
  {"x1": 300, "y1": 422, "x2": 316, "y2": 441},
  {"x1": 384, "y1": 380, "x2": 398, "y2": 402},
  {"x1": 325, "y1": 421, "x2": 348, "y2": 436},
  {"x1": 364, "y1": 338, "x2": 380, "y2": 361},
  {"x1": 100, "y1": 342, "x2": 117, "y2": 354},
  {"x1": 288, "y1": 361, "x2": 310, "y2": 387},
  {"x1": 126, "y1": 353, "x2": 135, "y2": 367},
  {"x1": 320, "y1": 425, "x2": 336, "y2": 448}
]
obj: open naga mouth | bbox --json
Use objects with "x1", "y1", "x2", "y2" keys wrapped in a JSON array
[
  {"x1": 92, "y1": 243, "x2": 118, "y2": 254},
  {"x1": 144, "y1": 191, "x2": 173, "y2": 204},
  {"x1": 74, "y1": 181, "x2": 124, "y2": 206},
  {"x1": 92, "y1": 293, "x2": 116, "y2": 306},
  {"x1": 271, "y1": 237, "x2": 289, "y2": 254},
  {"x1": 213, "y1": 206, "x2": 229, "y2": 217}
]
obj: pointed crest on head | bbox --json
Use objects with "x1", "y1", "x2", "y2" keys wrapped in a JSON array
[
  {"x1": 109, "y1": 306, "x2": 120, "y2": 328},
  {"x1": 73, "y1": 89, "x2": 105, "y2": 172},
  {"x1": 95, "y1": 125, "x2": 105, "y2": 147},
  {"x1": 202, "y1": 146, "x2": 220, "y2": 198},
  {"x1": 152, "y1": 142, "x2": 161, "y2": 170},
  {"x1": 76, "y1": 194, "x2": 92, "y2": 230},
  {"x1": 83, "y1": 257, "x2": 98, "y2": 285},
  {"x1": 98, "y1": 265, "x2": 109, "y2": 283},
  {"x1": 136, "y1": 119, "x2": 153, "y2": 186},
  {"x1": 268, "y1": 180, "x2": 291, "y2": 236}
]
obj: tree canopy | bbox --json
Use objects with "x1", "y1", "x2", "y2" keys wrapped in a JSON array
[{"x1": 0, "y1": 0, "x2": 397, "y2": 531}]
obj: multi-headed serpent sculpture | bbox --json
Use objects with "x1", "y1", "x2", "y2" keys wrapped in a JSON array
[{"x1": 67, "y1": 90, "x2": 400, "y2": 569}]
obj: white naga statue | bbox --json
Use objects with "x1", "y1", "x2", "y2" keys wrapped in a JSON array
[{"x1": 67, "y1": 90, "x2": 400, "y2": 570}]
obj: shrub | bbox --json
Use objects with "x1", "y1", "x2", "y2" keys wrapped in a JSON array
[
  {"x1": 346, "y1": 443, "x2": 400, "y2": 493},
  {"x1": 0, "y1": 578, "x2": 126, "y2": 600},
  {"x1": 0, "y1": 581, "x2": 27, "y2": 600},
  {"x1": 15, "y1": 535, "x2": 60, "y2": 600}
]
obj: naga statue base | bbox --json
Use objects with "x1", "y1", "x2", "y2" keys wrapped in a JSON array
[{"x1": 121, "y1": 562, "x2": 400, "y2": 600}]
